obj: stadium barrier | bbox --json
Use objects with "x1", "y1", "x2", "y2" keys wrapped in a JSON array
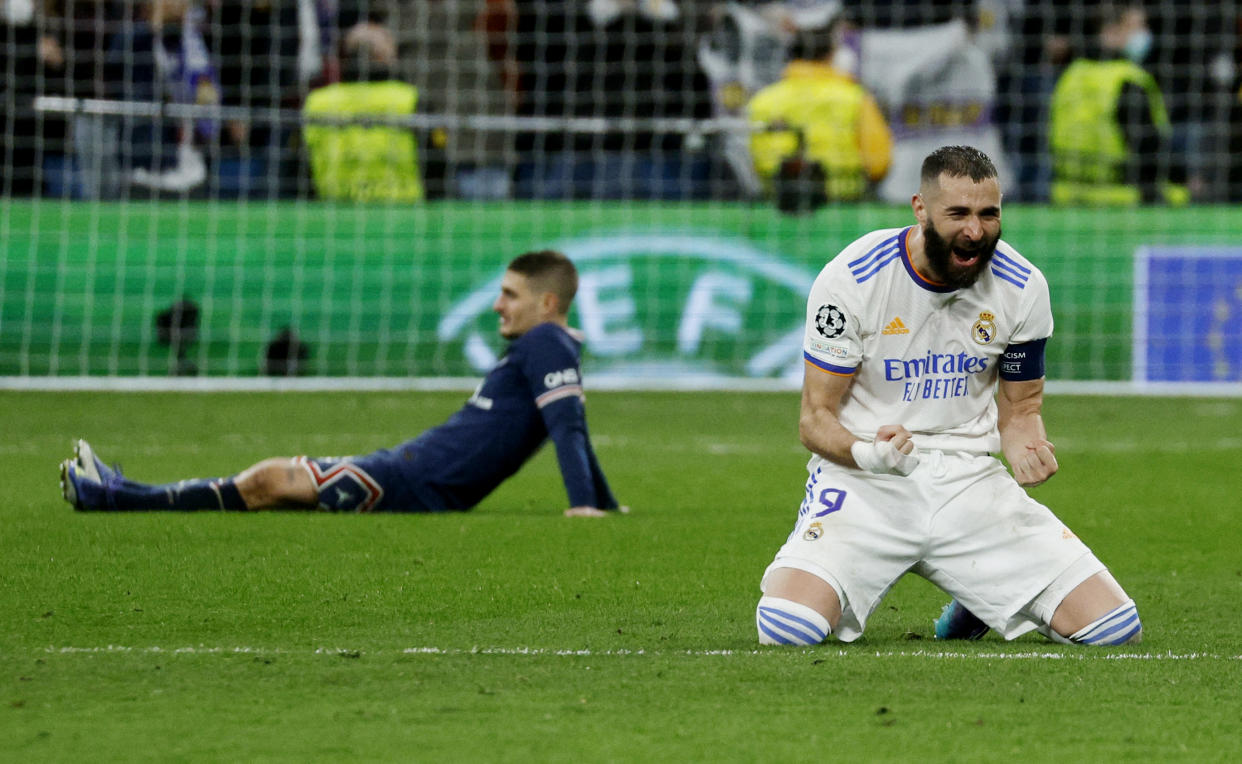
[{"x1": 2, "y1": 200, "x2": 1240, "y2": 391}]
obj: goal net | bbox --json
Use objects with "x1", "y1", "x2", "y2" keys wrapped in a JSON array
[{"x1": 2, "y1": 0, "x2": 1240, "y2": 391}]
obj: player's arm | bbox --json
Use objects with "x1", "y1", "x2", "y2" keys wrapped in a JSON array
[
  {"x1": 799, "y1": 367, "x2": 857, "y2": 464},
  {"x1": 564, "y1": 446, "x2": 627, "y2": 517},
  {"x1": 520, "y1": 332, "x2": 623, "y2": 516},
  {"x1": 800, "y1": 366, "x2": 917, "y2": 474},
  {"x1": 997, "y1": 376, "x2": 1057, "y2": 487},
  {"x1": 540, "y1": 399, "x2": 626, "y2": 516}
]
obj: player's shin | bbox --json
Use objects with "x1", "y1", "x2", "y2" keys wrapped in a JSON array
[
  {"x1": 108, "y1": 477, "x2": 249, "y2": 511},
  {"x1": 756, "y1": 596, "x2": 831, "y2": 646}
]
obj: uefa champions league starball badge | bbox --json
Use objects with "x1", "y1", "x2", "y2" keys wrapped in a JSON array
[{"x1": 815, "y1": 304, "x2": 846, "y2": 338}]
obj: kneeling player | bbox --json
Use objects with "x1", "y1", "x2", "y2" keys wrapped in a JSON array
[
  {"x1": 756, "y1": 146, "x2": 1139, "y2": 647},
  {"x1": 61, "y1": 251, "x2": 626, "y2": 519}
]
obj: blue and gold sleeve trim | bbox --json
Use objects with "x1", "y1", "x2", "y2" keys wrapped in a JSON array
[{"x1": 804, "y1": 350, "x2": 856, "y2": 377}]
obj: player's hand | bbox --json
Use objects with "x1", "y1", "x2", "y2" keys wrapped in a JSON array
[
  {"x1": 564, "y1": 505, "x2": 630, "y2": 518},
  {"x1": 850, "y1": 425, "x2": 920, "y2": 476},
  {"x1": 1011, "y1": 439, "x2": 1057, "y2": 487}
]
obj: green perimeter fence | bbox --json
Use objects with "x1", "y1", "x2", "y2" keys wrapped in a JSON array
[{"x1": 2, "y1": 200, "x2": 1241, "y2": 382}]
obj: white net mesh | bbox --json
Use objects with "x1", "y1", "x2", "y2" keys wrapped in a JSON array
[{"x1": 2, "y1": 1, "x2": 1241, "y2": 389}]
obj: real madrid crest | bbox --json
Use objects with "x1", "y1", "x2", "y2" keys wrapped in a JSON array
[
  {"x1": 803, "y1": 522, "x2": 823, "y2": 541},
  {"x1": 971, "y1": 311, "x2": 996, "y2": 345}
]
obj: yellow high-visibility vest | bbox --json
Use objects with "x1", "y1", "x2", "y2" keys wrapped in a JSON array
[
  {"x1": 748, "y1": 62, "x2": 891, "y2": 202},
  {"x1": 1049, "y1": 59, "x2": 1182, "y2": 206},
  {"x1": 303, "y1": 80, "x2": 424, "y2": 202}
]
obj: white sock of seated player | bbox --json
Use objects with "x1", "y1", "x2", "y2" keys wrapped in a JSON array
[{"x1": 756, "y1": 596, "x2": 831, "y2": 646}]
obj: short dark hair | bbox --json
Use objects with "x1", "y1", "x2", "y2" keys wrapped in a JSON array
[
  {"x1": 790, "y1": 15, "x2": 851, "y2": 62},
  {"x1": 920, "y1": 145, "x2": 998, "y2": 186},
  {"x1": 1091, "y1": 2, "x2": 1143, "y2": 38},
  {"x1": 507, "y1": 250, "x2": 578, "y2": 315}
]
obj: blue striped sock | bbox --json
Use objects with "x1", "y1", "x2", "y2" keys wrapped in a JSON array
[
  {"x1": 1070, "y1": 600, "x2": 1142, "y2": 645},
  {"x1": 756, "y1": 596, "x2": 831, "y2": 646}
]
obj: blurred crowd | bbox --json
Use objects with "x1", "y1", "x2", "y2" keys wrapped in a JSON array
[{"x1": 1, "y1": 0, "x2": 1239, "y2": 204}]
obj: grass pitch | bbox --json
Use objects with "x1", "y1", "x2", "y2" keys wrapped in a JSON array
[{"x1": 3, "y1": 390, "x2": 1240, "y2": 761}]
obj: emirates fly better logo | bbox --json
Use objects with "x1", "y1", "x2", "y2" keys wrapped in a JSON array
[{"x1": 437, "y1": 233, "x2": 816, "y2": 384}]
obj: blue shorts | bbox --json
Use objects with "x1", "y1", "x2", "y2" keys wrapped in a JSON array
[{"x1": 294, "y1": 440, "x2": 449, "y2": 513}]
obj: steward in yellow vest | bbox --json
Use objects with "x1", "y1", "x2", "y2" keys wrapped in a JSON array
[
  {"x1": 746, "y1": 20, "x2": 892, "y2": 207},
  {"x1": 1048, "y1": 5, "x2": 1186, "y2": 206},
  {"x1": 302, "y1": 23, "x2": 424, "y2": 203}
]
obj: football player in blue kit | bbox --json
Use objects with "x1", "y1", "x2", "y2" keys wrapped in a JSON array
[{"x1": 60, "y1": 251, "x2": 625, "y2": 518}]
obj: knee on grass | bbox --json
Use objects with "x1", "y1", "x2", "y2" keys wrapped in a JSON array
[
  {"x1": 756, "y1": 596, "x2": 831, "y2": 646},
  {"x1": 235, "y1": 458, "x2": 313, "y2": 509},
  {"x1": 1052, "y1": 599, "x2": 1142, "y2": 646}
]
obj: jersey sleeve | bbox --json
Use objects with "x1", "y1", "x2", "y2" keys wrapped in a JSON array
[
  {"x1": 1007, "y1": 262, "x2": 1054, "y2": 345},
  {"x1": 519, "y1": 326, "x2": 617, "y2": 509},
  {"x1": 802, "y1": 262, "x2": 863, "y2": 377},
  {"x1": 999, "y1": 255, "x2": 1053, "y2": 381}
]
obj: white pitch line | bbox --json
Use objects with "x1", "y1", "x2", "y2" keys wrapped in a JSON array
[{"x1": 42, "y1": 645, "x2": 1242, "y2": 661}]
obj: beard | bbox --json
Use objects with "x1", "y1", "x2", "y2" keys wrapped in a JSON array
[{"x1": 923, "y1": 220, "x2": 1000, "y2": 290}]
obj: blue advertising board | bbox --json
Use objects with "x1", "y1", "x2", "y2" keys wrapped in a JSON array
[{"x1": 1133, "y1": 247, "x2": 1242, "y2": 383}]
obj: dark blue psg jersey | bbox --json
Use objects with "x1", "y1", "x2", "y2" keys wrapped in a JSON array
[{"x1": 403, "y1": 322, "x2": 617, "y2": 511}]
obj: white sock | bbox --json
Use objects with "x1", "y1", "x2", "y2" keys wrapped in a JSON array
[
  {"x1": 1069, "y1": 599, "x2": 1142, "y2": 645},
  {"x1": 756, "y1": 596, "x2": 831, "y2": 646}
]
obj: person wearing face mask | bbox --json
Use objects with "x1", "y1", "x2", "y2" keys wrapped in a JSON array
[
  {"x1": 1048, "y1": 2, "x2": 1187, "y2": 205},
  {"x1": 746, "y1": 13, "x2": 892, "y2": 209}
]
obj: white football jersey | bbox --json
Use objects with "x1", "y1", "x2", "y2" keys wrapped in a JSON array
[{"x1": 802, "y1": 226, "x2": 1053, "y2": 457}]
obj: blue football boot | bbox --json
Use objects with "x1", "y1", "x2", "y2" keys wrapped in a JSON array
[
  {"x1": 933, "y1": 600, "x2": 990, "y2": 640},
  {"x1": 60, "y1": 459, "x2": 114, "y2": 511}
]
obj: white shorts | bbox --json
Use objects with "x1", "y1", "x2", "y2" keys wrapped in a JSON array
[{"x1": 761, "y1": 450, "x2": 1105, "y2": 642}]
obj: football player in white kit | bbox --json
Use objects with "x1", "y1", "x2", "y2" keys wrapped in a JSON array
[{"x1": 756, "y1": 146, "x2": 1141, "y2": 647}]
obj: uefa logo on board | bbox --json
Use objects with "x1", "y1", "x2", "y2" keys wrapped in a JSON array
[{"x1": 437, "y1": 233, "x2": 815, "y2": 385}]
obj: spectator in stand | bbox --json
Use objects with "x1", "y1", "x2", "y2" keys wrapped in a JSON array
[
  {"x1": 723, "y1": 1, "x2": 1011, "y2": 204},
  {"x1": 123, "y1": 0, "x2": 220, "y2": 194},
  {"x1": 1, "y1": 0, "x2": 42, "y2": 195},
  {"x1": 39, "y1": 0, "x2": 219, "y2": 197},
  {"x1": 481, "y1": 0, "x2": 713, "y2": 199},
  {"x1": 38, "y1": 0, "x2": 124, "y2": 198},
  {"x1": 370, "y1": 0, "x2": 511, "y2": 199},
  {"x1": 1229, "y1": 17, "x2": 1242, "y2": 201},
  {"x1": 1048, "y1": 2, "x2": 1186, "y2": 206},
  {"x1": 995, "y1": 0, "x2": 1080, "y2": 202},
  {"x1": 301, "y1": 21, "x2": 425, "y2": 202},
  {"x1": 1143, "y1": 3, "x2": 1235, "y2": 202},
  {"x1": 746, "y1": 14, "x2": 892, "y2": 210},
  {"x1": 207, "y1": 0, "x2": 303, "y2": 198},
  {"x1": 695, "y1": 2, "x2": 800, "y2": 199}
]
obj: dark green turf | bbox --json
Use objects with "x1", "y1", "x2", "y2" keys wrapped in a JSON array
[{"x1": 2, "y1": 391, "x2": 1240, "y2": 760}]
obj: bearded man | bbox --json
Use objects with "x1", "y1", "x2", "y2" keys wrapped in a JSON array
[{"x1": 755, "y1": 145, "x2": 1141, "y2": 648}]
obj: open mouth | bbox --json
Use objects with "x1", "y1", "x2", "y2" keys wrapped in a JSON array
[{"x1": 951, "y1": 248, "x2": 981, "y2": 267}]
